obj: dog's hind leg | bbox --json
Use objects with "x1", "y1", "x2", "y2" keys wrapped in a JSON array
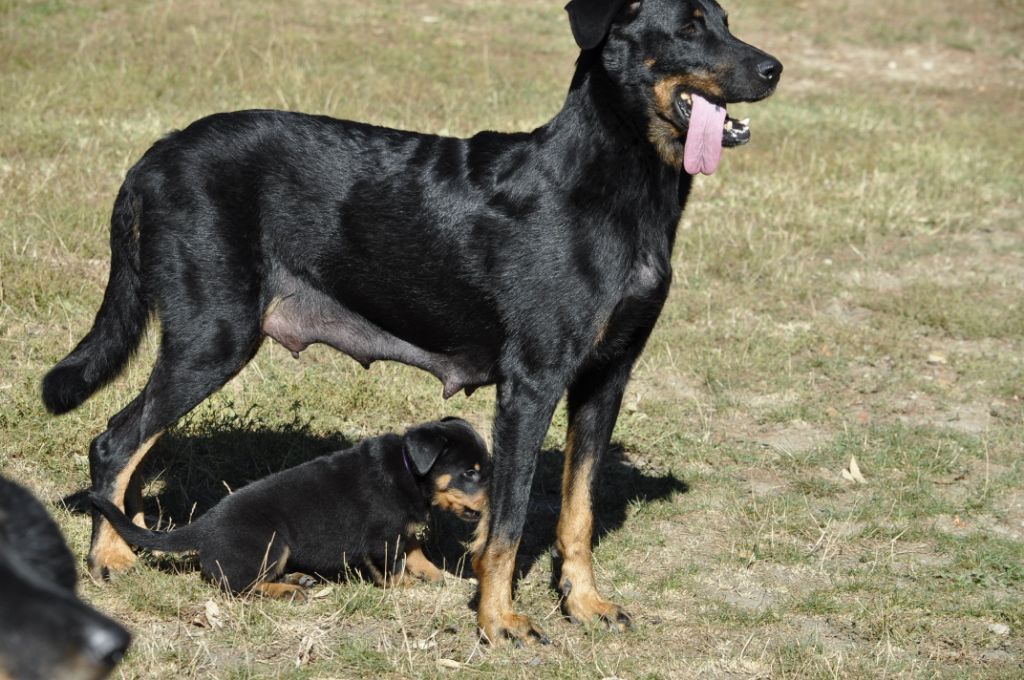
[
  {"x1": 124, "y1": 468, "x2": 146, "y2": 528},
  {"x1": 88, "y1": 298, "x2": 263, "y2": 580},
  {"x1": 206, "y1": 534, "x2": 293, "y2": 595}
]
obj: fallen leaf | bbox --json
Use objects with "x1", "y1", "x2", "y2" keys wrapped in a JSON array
[
  {"x1": 988, "y1": 623, "x2": 1010, "y2": 636},
  {"x1": 204, "y1": 599, "x2": 224, "y2": 629},
  {"x1": 309, "y1": 586, "x2": 334, "y2": 599},
  {"x1": 841, "y1": 456, "x2": 867, "y2": 484}
]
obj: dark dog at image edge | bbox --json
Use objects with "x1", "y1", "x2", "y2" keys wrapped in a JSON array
[
  {"x1": 42, "y1": 0, "x2": 781, "y2": 643},
  {"x1": 90, "y1": 418, "x2": 489, "y2": 596},
  {"x1": 0, "y1": 476, "x2": 130, "y2": 680}
]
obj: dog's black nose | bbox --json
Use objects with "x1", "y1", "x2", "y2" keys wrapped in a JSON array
[
  {"x1": 756, "y1": 58, "x2": 782, "y2": 83},
  {"x1": 83, "y1": 621, "x2": 131, "y2": 668}
]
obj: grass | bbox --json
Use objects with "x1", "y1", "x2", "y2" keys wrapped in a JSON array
[{"x1": 2, "y1": 0, "x2": 1023, "y2": 677}]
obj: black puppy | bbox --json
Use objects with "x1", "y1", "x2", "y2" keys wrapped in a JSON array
[
  {"x1": 90, "y1": 418, "x2": 488, "y2": 596},
  {"x1": 43, "y1": 0, "x2": 781, "y2": 643},
  {"x1": 0, "y1": 475, "x2": 130, "y2": 680}
]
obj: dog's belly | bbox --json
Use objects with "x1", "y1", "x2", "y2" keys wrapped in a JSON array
[{"x1": 261, "y1": 283, "x2": 494, "y2": 398}]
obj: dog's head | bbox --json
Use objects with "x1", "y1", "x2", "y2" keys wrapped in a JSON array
[
  {"x1": 402, "y1": 418, "x2": 490, "y2": 522},
  {"x1": 566, "y1": 0, "x2": 782, "y2": 173},
  {"x1": 0, "y1": 477, "x2": 131, "y2": 680}
]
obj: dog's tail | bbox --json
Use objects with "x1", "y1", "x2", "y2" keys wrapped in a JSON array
[
  {"x1": 89, "y1": 493, "x2": 203, "y2": 553},
  {"x1": 42, "y1": 169, "x2": 150, "y2": 415}
]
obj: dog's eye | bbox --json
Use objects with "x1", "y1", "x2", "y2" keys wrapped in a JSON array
[
  {"x1": 679, "y1": 21, "x2": 698, "y2": 36},
  {"x1": 462, "y1": 469, "x2": 480, "y2": 483}
]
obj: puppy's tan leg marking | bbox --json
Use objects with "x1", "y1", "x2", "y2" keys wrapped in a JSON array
[
  {"x1": 253, "y1": 582, "x2": 308, "y2": 601},
  {"x1": 401, "y1": 538, "x2": 443, "y2": 584}
]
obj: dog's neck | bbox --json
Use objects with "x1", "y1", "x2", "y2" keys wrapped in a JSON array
[{"x1": 541, "y1": 51, "x2": 691, "y2": 246}]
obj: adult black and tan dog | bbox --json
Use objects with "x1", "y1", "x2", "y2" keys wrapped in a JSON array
[
  {"x1": 90, "y1": 418, "x2": 489, "y2": 596},
  {"x1": 0, "y1": 476, "x2": 130, "y2": 680},
  {"x1": 42, "y1": 0, "x2": 780, "y2": 643}
]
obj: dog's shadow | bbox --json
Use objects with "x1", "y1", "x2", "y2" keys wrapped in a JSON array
[
  {"x1": 64, "y1": 425, "x2": 687, "y2": 586},
  {"x1": 434, "y1": 444, "x2": 688, "y2": 587}
]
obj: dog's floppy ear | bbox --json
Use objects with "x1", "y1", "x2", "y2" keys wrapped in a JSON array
[
  {"x1": 565, "y1": 0, "x2": 641, "y2": 50},
  {"x1": 403, "y1": 424, "x2": 448, "y2": 476}
]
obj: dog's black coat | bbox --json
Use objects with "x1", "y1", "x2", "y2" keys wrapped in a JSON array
[
  {"x1": 90, "y1": 418, "x2": 489, "y2": 593},
  {"x1": 0, "y1": 476, "x2": 130, "y2": 680},
  {"x1": 43, "y1": 0, "x2": 780, "y2": 641}
]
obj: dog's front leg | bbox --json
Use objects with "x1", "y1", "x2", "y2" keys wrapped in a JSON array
[
  {"x1": 555, "y1": 357, "x2": 636, "y2": 631},
  {"x1": 473, "y1": 374, "x2": 561, "y2": 645}
]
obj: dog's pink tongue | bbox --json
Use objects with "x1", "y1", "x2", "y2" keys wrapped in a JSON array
[{"x1": 683, "y1": 94, "x2": 727, "y2": 176}]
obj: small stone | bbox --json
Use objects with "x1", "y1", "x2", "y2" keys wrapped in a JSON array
[
  {"x1": 989, "y1": 400, "x2": 1011, "y2": 418},
  {"x1": 988, "y1": 623, "x2": 1010, "y2": 636},
  {"x1": 927, "y1": 352, "x2": 948, "y2": 365}
]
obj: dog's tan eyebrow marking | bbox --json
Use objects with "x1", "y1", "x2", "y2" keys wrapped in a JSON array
[{"x1": 693, "y1": 8, "x2": 703, "y2": 19}]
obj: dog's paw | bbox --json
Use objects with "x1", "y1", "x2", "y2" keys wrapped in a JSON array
[
  {"x1": 562, "y1": 584, "x2": 632, "y2": 633},
  {"x1": 88, "y1": 529, "x2": 138, "y2": 582},
  {"x1": 479, "y1": 612, "x2": 550, "y2": 646},
  {"x1": 406, "y1": 563, "x2": 444, "y2": 584}
]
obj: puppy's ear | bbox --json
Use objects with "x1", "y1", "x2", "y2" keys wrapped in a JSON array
[
  {"x1": 403, "y1": 425, "x2": 448, "y2": 476},
  {"x1": 565, "y1": 0, "x2": 641, "y2": 50}
]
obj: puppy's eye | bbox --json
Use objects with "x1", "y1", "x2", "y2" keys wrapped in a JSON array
[
  {"x1": 680, "y1": 22, "x2": 697, "y2": 35},
  {"x1": 462, "y1": 469, "x2": 480, "y2": 483}
]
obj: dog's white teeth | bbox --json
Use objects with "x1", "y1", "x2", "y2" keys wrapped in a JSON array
[
  {"x1": 724, "y1": 120, "x2": 733, "y2": 130},
  {"x1": 739, "y1": 118, "x2": 750, "y2": 126},
  {"x1": 678, "y1": 92, "x2": 692, "y2": 104}
]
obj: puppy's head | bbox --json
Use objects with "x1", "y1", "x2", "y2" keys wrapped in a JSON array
[{"x1": 402, "y1": 418, "x2": 490, "y2": 522}]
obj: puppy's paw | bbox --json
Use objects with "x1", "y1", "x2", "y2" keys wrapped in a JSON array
[
  {"x1": 283, "y1": 572, "x2": 318, "y2": 588},
  {"x1": 253, "y1": 582, "x2": 308, "y2": 602}
]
